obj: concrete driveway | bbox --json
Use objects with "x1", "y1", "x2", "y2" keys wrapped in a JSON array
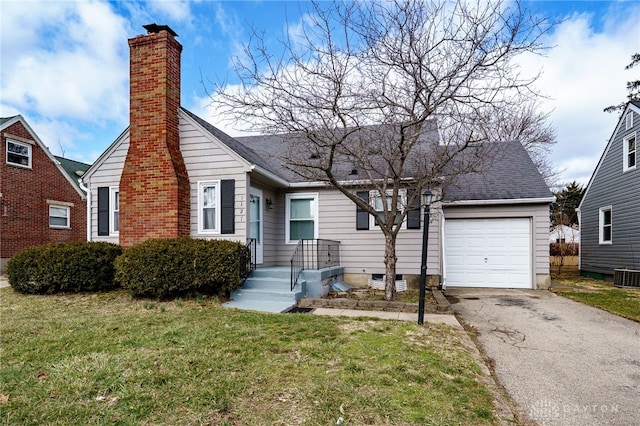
[{"x1": 446, "y1": 288, "x2": 640, "y2": 426}]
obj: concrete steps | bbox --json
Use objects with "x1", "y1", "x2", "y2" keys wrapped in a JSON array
[{"x1": 223, "y1": 267, "x2": 304, "y2": 313}]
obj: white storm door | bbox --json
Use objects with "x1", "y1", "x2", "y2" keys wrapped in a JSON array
[{"x1": 249, "y1": 188, "x2": 264, "y2": 264}]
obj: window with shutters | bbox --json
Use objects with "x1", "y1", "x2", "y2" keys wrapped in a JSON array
[
  {"x1": 198, "y1": 181, "x2": 220, "y2": 233},
  {"x1": 370, "y1": 189, "x2": 407, "y2": 230},
  {"x1": 110, "y1": 188, "x2": 119, "y2": 234}
]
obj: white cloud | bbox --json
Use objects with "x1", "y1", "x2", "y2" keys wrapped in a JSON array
[
  {"x1": 521, "y1": 5, "x2": 640, "y2": 185},
  {"x1": 147, "y1": 0, "x2": 193, "y2": 24},
  {"x1": 187, "y1": 92, "x2": 258, "y2": 138},
  {"x1": 0, "y1": 0, "x2": 130, "y2": 124}
]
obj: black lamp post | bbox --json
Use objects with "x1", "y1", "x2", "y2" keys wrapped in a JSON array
[{"x1": 418, "y1": 190, "x2": 433, "y2": 325}]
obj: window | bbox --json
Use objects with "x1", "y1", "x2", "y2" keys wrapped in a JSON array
[
  {"x1": 599, "y1": 206, "x2": 612, "y2": 244},
  {"x1": 623, "y1": 133, "x2": 636, "y2": 172},
  {"x1": 198, "y1": 181, "x2": 219, "y2": 233},
  {"x1": 370, "y1": 189, "x2": 407, "y2": 229},
  {"x1": 626, "y1": 112, "x2": 633, "y2": 130},
  {"x1": 286, "y1": 193, "x2": 318, "y2": 243},
  {"x1": 6, "y1": 140, "x2": 31, "y2": 168},
  {"x1": 49, "y1": 205, "x2": 70, "y2": 228},
  {"x1": 110, "y1": 188, "x2": 119, "y2": 234}
]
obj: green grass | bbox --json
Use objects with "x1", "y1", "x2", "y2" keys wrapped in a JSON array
[
  {"x1": 0, "y1": 289, "x2": 497, "y2": 425},
  {"x1": 554, "y1": 278, "x2": 640, "y2": 322}
]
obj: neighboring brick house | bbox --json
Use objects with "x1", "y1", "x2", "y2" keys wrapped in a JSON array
[{"x1": 0, "y1": 115, "x2": 90, "y2": 274}]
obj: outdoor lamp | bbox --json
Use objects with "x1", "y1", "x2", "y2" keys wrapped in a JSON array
[{"x1": 418, "y1": 189, "x2": 433, "y2": 325}]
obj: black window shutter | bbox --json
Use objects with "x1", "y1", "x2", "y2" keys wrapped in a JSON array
[
  {"x1": 356, "y1": 191, "x2": 369, "y2": 230},
  {"x1": 97, "y1": 187, "x2": 109, "y2": 236},
  {"x1": 407, "y1": 189, "x2": 421, "y2": 229},
  {"x1": 220, "y1": 179, "x2": 235, "y2": 234}
]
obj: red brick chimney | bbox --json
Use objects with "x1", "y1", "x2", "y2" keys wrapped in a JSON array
[{"x1": 119, "y1": 24, "x2": 190, "y2": 248}]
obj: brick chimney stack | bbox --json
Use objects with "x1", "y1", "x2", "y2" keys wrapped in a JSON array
[{"x1": 119, "y1": 24, "x2": 190, "y2": 248}]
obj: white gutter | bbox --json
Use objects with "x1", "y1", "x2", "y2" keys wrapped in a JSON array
[
  {"x1": 442, "y1": 197, "x2": 555, "y2": 206},
  {"x1": 250, "y1": 165, "x2": 290, "y2": 187},
  {"x1": 78, "y1": 178, "x2": 91, "y2": 241},
  {"x1": 289, "y1": 177, "x2": 419, "y2": 188}
]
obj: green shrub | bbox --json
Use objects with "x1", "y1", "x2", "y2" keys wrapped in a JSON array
[
  {"x1": 7, "y1": 242, "x2": 122, "y2": 294},
  {"x1": 115, "y1": 238, "x2": 245, "y2": 299}
]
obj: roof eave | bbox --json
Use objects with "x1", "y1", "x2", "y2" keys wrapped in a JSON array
[{"x1": 442, "y1": 197, "x2": 555, "y2": 206}]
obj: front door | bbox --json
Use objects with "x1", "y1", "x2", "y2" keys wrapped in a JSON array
[{"x1": 249, "y1": 188, "x2": 264, "y2": 264}]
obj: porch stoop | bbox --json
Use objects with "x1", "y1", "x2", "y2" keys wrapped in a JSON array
[{"x1": 223, "y1": 267, "x2": 305, "y2": 313}]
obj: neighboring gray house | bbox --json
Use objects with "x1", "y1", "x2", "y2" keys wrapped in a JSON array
[
  {"x1": 578, "y1": 101, "x2": 640, "y2": 280},
  {"x1": 82, "y1": 25, "x2": 553, "y2": 303}
]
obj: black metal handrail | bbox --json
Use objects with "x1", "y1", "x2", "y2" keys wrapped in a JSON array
[
  {"x1": 290, "y1": 239, "x2": 341, "y2": 291},
  {"x1": 240, "y1": 238, "x2": 257, "y2": 285}
]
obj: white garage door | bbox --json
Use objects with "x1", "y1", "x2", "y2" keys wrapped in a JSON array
[{"x1": 445, "y1": 218, "x2": 532, "y2": 288}]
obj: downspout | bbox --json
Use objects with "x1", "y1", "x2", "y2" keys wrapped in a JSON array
[
  {"x1": 575, "y1": 208, "x2": 581, "y2": 271},
  {"x1": 78, "y1": 178, "x2": 91, "y2": 241},
  {"x1": 440, "y1": 210, "x2": 446, "y2": 290}
]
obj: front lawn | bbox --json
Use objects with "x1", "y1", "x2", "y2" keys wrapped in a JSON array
[
  {"x1": 0, "y1": 289, "x2": 497, "y2": 425},
  {"x1": 553, "y1": 278, "x2": 640, "y2": 322}
]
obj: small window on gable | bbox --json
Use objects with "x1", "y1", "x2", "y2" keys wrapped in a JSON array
[
  {"x1": 623, "y1": 133, "x2": 636, "y2": 172},
  {"x1": 6, "y1": 140, "x2": 31, "y2": 168},
  {"x1": 599, "y1": 206, "x2": 612, "y2": 245},
  {"x1": 49, "y1": 205, "x2": 70, "y2": 228},
  {"x1": 626, "y1": 112, "x2": 633, "y2": 130}
]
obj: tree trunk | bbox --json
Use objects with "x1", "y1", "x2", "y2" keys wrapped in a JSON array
[{"x1": 384, "y1": 233, "x2": 398, "y2": 301}]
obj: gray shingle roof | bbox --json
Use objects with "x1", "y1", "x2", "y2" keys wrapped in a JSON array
[
  {"x1": 181, "y1": 108, "x2": 289, "y2": 180},
  {"x1": 235, "y1": 133, "x2": 307, "y2": 182},
  {"x1": 235, "y1": 123, "x2": 441, "y2": 183},
  {"x1": 441, "y1": 141, "x2": 552, "y2": 202},
  {"x1": 182, "y1": 109, "x2": 551, "y2": 202}
]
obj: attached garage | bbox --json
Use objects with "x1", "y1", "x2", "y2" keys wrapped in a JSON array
[{"x1": 444, "y1": 218, "x2": 532, "y2": 288}]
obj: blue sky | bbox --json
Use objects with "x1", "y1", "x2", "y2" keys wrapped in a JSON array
[{"x1": 1, "y1": 0, "x2": 639, "y2": 187}]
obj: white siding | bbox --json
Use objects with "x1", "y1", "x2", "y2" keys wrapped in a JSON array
[
  {"x1": 85, "y1": 111, "x2": 252, "y2": 244},
  {"x1": 86, "y1": 133, "x2": 129, "y2": 244},
  {"x1": 179, "y1": 116, "x2": 250, "y2": 242},
  {"x1": 274, "y1": 188, "x2": 441, "y2": 276}
]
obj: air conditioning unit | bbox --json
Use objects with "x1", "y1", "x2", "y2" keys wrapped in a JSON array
[{"x1": 614, "y1": 269, "x2": 640, "y2": 288}]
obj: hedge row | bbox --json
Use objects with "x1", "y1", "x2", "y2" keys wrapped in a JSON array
[
  {"x1": 7, "y1": 238, "x2": 246, "y2": 299},
  {"x1": 115, "y1": 238, "x2": 245, "y2": 299},
  {"x1": 7, "y1": 242, "x2": 122, "y2": 294}
]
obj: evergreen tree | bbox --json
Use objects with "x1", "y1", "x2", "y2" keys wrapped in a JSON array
[{"x1": 551, "y1": 181, "x2": 585, "y2": 226}]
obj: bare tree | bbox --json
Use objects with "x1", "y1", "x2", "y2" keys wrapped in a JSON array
[
  {"x1": 604, "y1": 53, "x2": 640, "y2": 114},
  {"x1": 477, "y1": 102, "x2": 559, "y2": 185},
  {"x1": 213, "y1": 0, "x2": 552, "y2": 300}
]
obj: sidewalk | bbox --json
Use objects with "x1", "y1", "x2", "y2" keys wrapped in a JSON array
[{"x1": 311, "y1": 307, "x2": 462, "y2": 328}]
